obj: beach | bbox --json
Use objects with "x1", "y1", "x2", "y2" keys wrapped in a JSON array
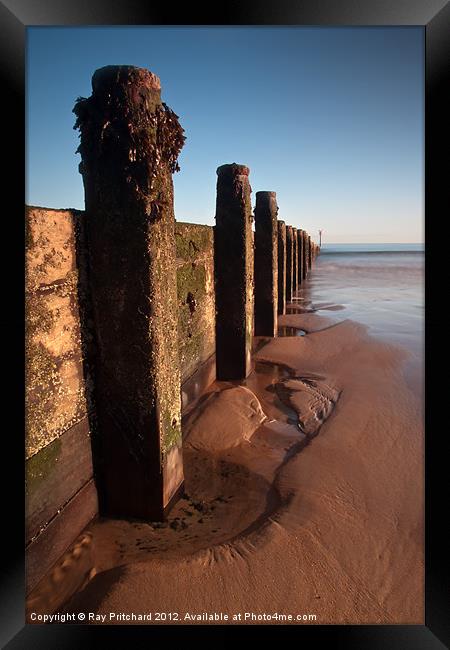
[{"x1": 28, "y1": 247, "x2": 424, "y2": 624}]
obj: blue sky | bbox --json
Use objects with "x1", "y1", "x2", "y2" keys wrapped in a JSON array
[{"x1": 26, "y1": 27, "x2": 424, "y2": 244}]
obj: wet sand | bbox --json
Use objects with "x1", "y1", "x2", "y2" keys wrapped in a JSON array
[{"x1": 28, "y1": 292, "x2": 424, "y2": 624}]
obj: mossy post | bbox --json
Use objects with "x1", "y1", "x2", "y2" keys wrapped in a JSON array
[
  {"x1": 254, "y1": 191, "x2": 278, "y2": 337},
  {"x1": 277, "y1": 220, "x2": 286, "y2": 316},
  {"x1": 292, "y1": 227, "x2": 298, "y2": 295},
  {"x1": 73, "y1": 66, "x2": 185, "y2": 521},
  {"x1": 298, "y1": 229, "x2": 304, "y2": 287},
  {"x1": 285, "y1": 225, "x2": 294, "y2": 304},
  {"x1": 214, "y1": 163, "x2": 254, "y2": 380}
]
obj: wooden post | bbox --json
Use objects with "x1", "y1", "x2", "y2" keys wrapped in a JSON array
[
  {"x1": 214, "y1": 163, "x2": 254, "y2": 380},
  {"x1": 277, "y1": 220, "x2": 286, "y2": 315},
  {"x1": 254, "y1": 191, "x2": 278, "y2": 337},
  {"x1": 74, "y1": 65, "x2": 185, "y2": 520},
  {"x1": 302, "y1": 229, "x2": 308, "y2": 280},
  {"x1": 298, "y1": 229, "x2": 303, "y2": 287},
  {"x1": 285, "y1": 225, "x2": 294, "y2": 304},
  {"x1": 292, "y1": 227, "x2": 298, "y2": 296}
]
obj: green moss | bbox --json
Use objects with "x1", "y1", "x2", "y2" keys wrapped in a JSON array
[
  {"x1": 161, "y1": 410, "x2": 182, "y2": 455},
  {"x1": 180, "y1": 332, "x2": 205, "y2": 379},
  {"x1": 26, "y1": 436, "x2": 62, "y2": 496},
  {"x1": 176, "y1": 263, "x2": 206, "y2": 302},
  {"x1": 175, "y1": 223, "x2": 213, "y2": 262},
  {"x1": 176, "y1": 263, "x2": 209, "y2": 381}
]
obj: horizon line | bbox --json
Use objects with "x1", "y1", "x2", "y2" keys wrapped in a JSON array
[{"x1": 320, "y1": 242, "x2": 424, "y2": 245}]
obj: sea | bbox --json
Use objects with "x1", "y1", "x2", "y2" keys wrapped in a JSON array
[{"x1": 302, "y1": 243, "x2": 424, "y2": 358}]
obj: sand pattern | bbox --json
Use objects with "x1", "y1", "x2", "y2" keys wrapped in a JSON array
[
  {"x1": 273, "y1": 374, "x2": 340, "y2": 436},
  {"x1": 27, "y1": 309, "x2": 423, "y2": 625}
]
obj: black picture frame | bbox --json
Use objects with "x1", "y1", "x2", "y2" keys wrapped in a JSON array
[{"x1": 2, "y1": 1, "x2": 448, "y2": 647}]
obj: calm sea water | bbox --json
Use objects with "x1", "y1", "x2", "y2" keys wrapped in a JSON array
[
  {"x1": 302, "y1": 244, "x2": 424, "y2": 357},
  {"x1": 319, "y1": 243, "x2": 424, "y2": 254}
]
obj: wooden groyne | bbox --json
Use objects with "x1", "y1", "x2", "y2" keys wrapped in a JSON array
[{"x1": 25, "y1": 65, "x2": 320, "y2": 595}]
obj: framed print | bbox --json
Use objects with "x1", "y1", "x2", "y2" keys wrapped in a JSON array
[{"x1": 2, "y1": 0, "x2": 448, "y2": 647}]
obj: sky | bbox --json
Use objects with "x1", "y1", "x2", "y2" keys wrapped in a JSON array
[{"x1": 26, "y1": 27, "x2": 424, "y2": 244}]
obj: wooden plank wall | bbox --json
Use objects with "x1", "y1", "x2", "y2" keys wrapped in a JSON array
[{"x1": 25, "y1": 207, "x2": 98, "y2": 593}]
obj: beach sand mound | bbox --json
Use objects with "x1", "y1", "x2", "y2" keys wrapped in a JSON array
[{"x1": 184, "y1": 386, "x2": 267, "y2": 452}]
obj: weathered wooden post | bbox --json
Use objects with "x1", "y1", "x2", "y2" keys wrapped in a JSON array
[
  {"x1": 214, "y1": 163, "x2": 254, "y2": 380},
  {"x1": 298, "y1": 229, "x2": 303, "y2": 287},
  {"x1": 285, "y1": 225, "x2": 294, "y2": 303},
  {"x1": 292, "y1": 227, "x2": 298, "y2": 295},
  {"x1": 277, "y1": 220, "x2": 286, "y2": 316},
  {"x1": 254, "y1": 191, "x2": 278, "y2": 337},
  {"x1": 302, "y1": 229, "x2": 308, "y2": 280},
  {"x1": 308, "y1": 235, "x2": 312, "y2": 271},
  {"x1": 74, "y1": 65, "x2": 185, "y2": 520}
]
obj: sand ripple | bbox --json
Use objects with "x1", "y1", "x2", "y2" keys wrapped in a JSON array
[{"x1": 274, "y1": 374, "x2": 340, "y2": 436}]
